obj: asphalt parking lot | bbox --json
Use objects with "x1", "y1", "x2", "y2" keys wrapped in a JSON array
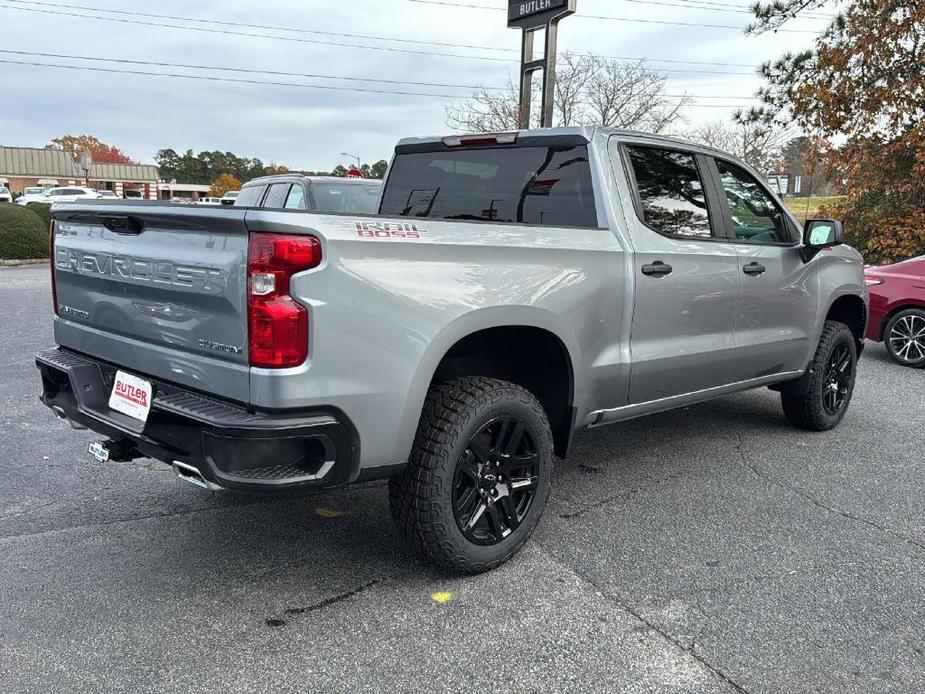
[{"x1": 1, "y1": 264, "x2": 923, "y2": 694}]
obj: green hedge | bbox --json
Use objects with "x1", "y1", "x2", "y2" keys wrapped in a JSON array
[
  {"x1": 0, "y1": 204, "x2": 49, "y2": 259},
  {"x1": 25, "y1": 202, "x2": 52, "y2": 228}
]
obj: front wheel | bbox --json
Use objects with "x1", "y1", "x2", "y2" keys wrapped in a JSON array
[
  {"x1": 389, "y1": 377, "x2": 553, "y2": 573},
  {"x1": 781, "y1": 320, "x2": 857, "y2": 431},
  {"x1": 884, "y1": 308, "x2": 925, "y2": 368}
]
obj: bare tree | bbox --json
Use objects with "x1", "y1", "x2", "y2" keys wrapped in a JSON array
[
  {"x1": 584, "y1": 58, "x2": 690, "y2": 133},
  {"x1": 553, "y1": 52, "x2": 598, "y2": 126},
  {"x1": 444, "y1": 80, "x2": 522, "y2": 133},
  {"x1": 685, "y1": 119, "x2": 794, "y2": 174},
  {"x1": 444, "y1": 54, "x2": 688, "y2": 133}
]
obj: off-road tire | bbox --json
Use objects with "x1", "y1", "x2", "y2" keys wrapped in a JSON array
[
  {"x1": 781, "y1": 320, "x2": 857, "y2": 431},
  {"x1": 388, "y1": 377, "x2": 553, "y2": 573}
]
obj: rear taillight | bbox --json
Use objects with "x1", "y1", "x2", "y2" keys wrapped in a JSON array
[
  {"x1": 49, "y1": 220, "x2": 58, "y2": 315},
  {"x1": 247, "y1": 233, "x2": 321, "y2": 368}
]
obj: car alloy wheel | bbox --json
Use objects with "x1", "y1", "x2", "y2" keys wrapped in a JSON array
[
  {"x1": 452, "y1": 416, "x2": 539, "y2": 546},
  {"x1": 888, "y1": 313, "x2": 925, "y2": 364}
]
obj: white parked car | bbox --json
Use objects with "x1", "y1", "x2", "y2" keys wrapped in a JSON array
[
  {"x1": 17, "y1": 186, "x2": 102, "y2": 205},
  {"x1": 15, "y1": 187, "x2": 52, "y2": 205},
  {"x1": 0, "y1": 186, "x2": 11, "y2": 203},
  {"x1": 195, "y1": 197, "x2": 223, "y2": 205},
  {"x1": 219, "y1": 190, "x2": 239, "y2": 206},
  {"x1": 98, "y1": 191, "x2": 119, "y2": 199}
]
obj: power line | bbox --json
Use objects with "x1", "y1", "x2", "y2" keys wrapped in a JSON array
[
  {"x1": 0, "y1": 49, "x2": 501, "y2": 91},
  {"x1": 1, "y1": 0, "x2": 514, "y2": 54},
  {"x1": 0, "y1": 58, "x2": 470, "y2": 98},
  {"x1": 0, "y1": 57, "x2": 760, "y2": 104},
  {"x1": 407, "y1": 0, "x2": 820, "y2": 32},
  {"x1": 0, "y1": 3, "x2": 514, "y2": 63},
  {"x1": 0, "y1": 1, "x2": 760, "y2": 72},
  {"x1": 663, "y1": 0, "x2": 834, "y2": 19}
]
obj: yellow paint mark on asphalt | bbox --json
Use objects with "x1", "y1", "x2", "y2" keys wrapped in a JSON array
[
  {"x1": 431, "y1": 592, "x2": 454, "y2": 604},
  {"x1": 314, "y1": 506, "x2": 346, "y2": 518}
]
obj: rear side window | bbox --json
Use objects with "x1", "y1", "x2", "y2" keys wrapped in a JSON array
[
  {"x1": 626, "y1": 146, "x2": 712, "y2": 238},
  {"x1": 285, "y1": 184, "x2": 306, "y2": 210},
  {"x1": 380, "y1": 145, "x2": 598, "y2": 228},
  {"x1": 262, "y1": 183, "x2": 291, "y2": 209},
  {"x1": 234, "y1": 185, "x2": 267, "y2": 207},
  {"x1": 311, "y1": 184, "x2": 380, "y2": 214}
]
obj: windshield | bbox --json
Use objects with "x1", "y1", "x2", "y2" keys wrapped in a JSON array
[
  {"x1": 24, "y1": 187, "x2": 44, "y2": 195},
  {"x1": 0, "y1": 187, "x2": 9, "y2": 194},
  {"x1": 379, "y1": 144, "x2": 598, "y2": 227}
]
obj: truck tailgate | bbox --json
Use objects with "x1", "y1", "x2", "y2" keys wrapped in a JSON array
[{"x1": 51, "y1": 202, "x2": 250, "y2": 403}]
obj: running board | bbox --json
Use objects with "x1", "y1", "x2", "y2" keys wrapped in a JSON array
[{"x1": 585, "y1": 371, "x2": 803, "y2": 427}]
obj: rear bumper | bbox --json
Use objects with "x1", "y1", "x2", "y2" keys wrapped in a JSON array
[{"x1": 36, "y1": 348, "x2": 360, "y2": 492}]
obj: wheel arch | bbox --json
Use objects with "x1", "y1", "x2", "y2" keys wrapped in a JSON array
[
  {"x1": 825, "y1": 293, "x2": 867, "y2": 354},
  {"x1": 395, "y1": 308, "x2": 580, "y2": 463},
  {"x1": 876, "y1": 302, "x2": 925, "y2": 341}
]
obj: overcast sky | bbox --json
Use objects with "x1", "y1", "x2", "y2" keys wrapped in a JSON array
[{"x1": 0, "y1": 0, "x2": 829, "y2": 172}]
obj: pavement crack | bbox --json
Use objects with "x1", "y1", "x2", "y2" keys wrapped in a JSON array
[
  {"x1": 558, "y1": 471, "x2": 683, "y2": 519},
  {"x1": 264, "y1": 579, "x2": 383, "y2": 627},
  {"x1": 0, "y1": 499, "x2": 63, "y2": 520},
  {"x1": 732, "y1": 432, "x2": 925, "y2": 554},
  {"x1": 534, "y1": 541, "x2": 752, "y2": 694}
]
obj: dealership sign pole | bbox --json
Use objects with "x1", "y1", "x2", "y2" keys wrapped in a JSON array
[{"x1": 508, "y1": 0, "x2": 577, "y2": 129}]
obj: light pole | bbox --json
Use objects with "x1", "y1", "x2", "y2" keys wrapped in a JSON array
[{"x1": 341, "y1": 152, "x2": 361, "y2": 169}]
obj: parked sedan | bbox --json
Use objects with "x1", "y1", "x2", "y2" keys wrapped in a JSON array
[
  {"x1": 865, "y1": 255, "x2": 925, "y2": 367},
  {"x1": 0, "y1": 186, "x2": 11, "y2": 203}
]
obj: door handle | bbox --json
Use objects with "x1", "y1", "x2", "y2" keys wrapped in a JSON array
[
  {"x1": 641, "y1": 261, "x2": 673, "y2": 277},
  {"x1": 743, "y1": 262, "x2": 766, "y2": 276}
]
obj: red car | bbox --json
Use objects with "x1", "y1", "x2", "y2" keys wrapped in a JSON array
[{"x1": 864, "y1": 255, "x2": 925, "y2": 367}]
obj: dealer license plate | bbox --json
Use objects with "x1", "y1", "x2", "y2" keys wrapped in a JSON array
[{"x1": 108, "y1": 370, "x2": 153, "y2": 422}]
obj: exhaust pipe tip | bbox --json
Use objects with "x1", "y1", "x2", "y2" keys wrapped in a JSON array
[
  {"x1": 172, "y1": 461, "x2": 224, "y2": 491},
  {"x1": 51, "y1": 405, "x2": 87, "y2": 430}
]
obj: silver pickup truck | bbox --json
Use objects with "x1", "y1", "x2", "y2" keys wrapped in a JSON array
[{"x1": 37, "y1": 127, "x2": 867, "y2": 572}]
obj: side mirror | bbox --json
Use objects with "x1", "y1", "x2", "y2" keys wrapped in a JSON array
[{"x1": 803, "y1": 219, "x2": 843, "y2": 249}]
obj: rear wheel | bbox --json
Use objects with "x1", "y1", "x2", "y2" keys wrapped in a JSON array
[
  {"x1": 781, "y1": 320, "x2": 857, "y2": 431},
  {"x1": 884, "y1": 308, "x2": 925, "y2": 368},
  {"x1": 388, "y1": 377, "x2": 553, "y2": 573}
]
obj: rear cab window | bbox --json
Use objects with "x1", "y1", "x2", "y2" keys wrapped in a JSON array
[
  {"x1": 379, "y1": 143, "x2": 598, "y2": 227},
  {"x1": 311, "y1": 183, "x2": 380, "y2": 214}
]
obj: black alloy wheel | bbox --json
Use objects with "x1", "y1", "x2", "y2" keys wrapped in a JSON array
[
  {"x1": 822, "y1": 342, "x2": 853, "y2": 415},
  {"x1": 452, "y1": 416, "x2": 540, "y2": 546}
]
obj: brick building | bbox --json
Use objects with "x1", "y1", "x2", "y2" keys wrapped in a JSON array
[{"x1": 0, "y1": 146, "x2": 158, "y2": 198}]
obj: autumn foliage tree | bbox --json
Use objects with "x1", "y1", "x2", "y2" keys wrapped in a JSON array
[
  {"x1": 49, "y1": 135, "x2": 138, "y2": 165},
  {"x1": 746, "y1": 0, "x2": 924, "y2": 263},
  {"x1": 209, "y1": 173, "x2": 242, "y2": 197}
]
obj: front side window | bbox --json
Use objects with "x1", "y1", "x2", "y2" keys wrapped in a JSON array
[
  {"x1": 626, "y1": 146, "x2": 712, "y2": 238},
  {"x1": 262, "y1": 182, "x2": 291, "y2": 209},
  {"x1": 716, "y1": 159, "x2": 794, "y2": 243},
  {"x1": 380, "y1": 145, "x2": 598, "y2": 228}
]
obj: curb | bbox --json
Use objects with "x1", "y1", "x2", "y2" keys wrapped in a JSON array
[{"x1": 0, "y1": 258, "x2": 49, "y2": 267}]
